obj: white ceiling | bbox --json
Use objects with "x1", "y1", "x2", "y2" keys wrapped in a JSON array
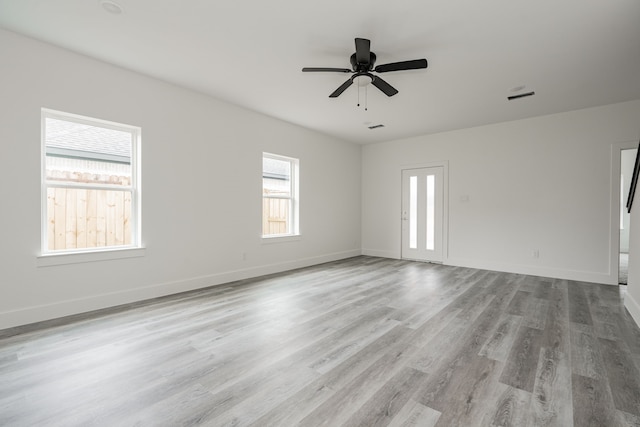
[{"x1": 1, "y1": 0, "x2": 639, "y2": 144}]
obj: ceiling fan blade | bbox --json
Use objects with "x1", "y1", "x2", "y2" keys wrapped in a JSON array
[
  {"x1": 329, "y1": 79, "x2": 354, "y2": 98},
  {"x1": 355, "y1": 38, "x2": 371, "y2": 64},
  {"x1": 374, "y1": 59, "x2": 428, "y2": 73},
  {"x1": 302, "y1": 67, "x2": 352, "y2": 73},
  {"x1": 371, "y1": 75, "x2": 398, "y2": 97}
]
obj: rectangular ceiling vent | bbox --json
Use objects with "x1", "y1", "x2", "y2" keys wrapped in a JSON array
[
  {"x1": 507, "y1": 91, "x2": 535, "y2": 101},
  {"x1": 368, "y1": 124, "x2": 385, "y2": 130}
]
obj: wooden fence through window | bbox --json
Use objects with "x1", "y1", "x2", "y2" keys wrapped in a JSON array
[
  {"x1": 263, "y1": 197, "x2": 289, "y2": 235},
  {"x1": 48, "y1": 181, "x2": 288, "y2": 249},
  {"x1": 46, "y1": 187, "x2": 131, "y2": 250}
]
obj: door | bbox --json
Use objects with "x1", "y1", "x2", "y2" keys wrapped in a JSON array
[
  {"x1": 619, "y1": 148, "x2": 637, "y2": 284},
  {"x1": 401, "y1": 167, "x2": 444, "y2": 262}
]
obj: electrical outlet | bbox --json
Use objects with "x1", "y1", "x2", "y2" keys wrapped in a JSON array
[{"x1": 533, "y1": 250, "x2": 539, "y2": 259}]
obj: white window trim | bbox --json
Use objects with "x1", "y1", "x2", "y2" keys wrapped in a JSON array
[
  {"x1": 40, "y1": 109, "x2": 143, "y2": 261},
  {"x1": 37, "y1": 247, "x2": 145, "y2": 267},
  {"x1": 261, "y1": 234, "x2": 302, "y2": 244},
  {"x1": 262, "y1": 152, "x2": 300, "y2": 239}
]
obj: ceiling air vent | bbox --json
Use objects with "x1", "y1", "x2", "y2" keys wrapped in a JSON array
[
  {"x1": 368, "y1": 124, "x2": 385, "y2": 130},
  {"x1": 508, "y1": 91, "x2": 535, "y2": 101}
]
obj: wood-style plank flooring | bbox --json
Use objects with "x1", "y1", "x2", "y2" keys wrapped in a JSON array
[{"x1": 1, "y1": 256, "x2": 640, "y2": 426}]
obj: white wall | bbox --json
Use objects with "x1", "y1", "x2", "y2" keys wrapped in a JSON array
[
  {"x1": 0, "y1": 30, "x2": 362, "y2": 329},
  {"x1": 362, "y1": 100, "x2": 640, "y2": 284}
]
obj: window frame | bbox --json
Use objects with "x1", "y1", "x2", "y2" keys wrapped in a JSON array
[
  {"x1": 262, "y1": 152, "x2": 299, "y2": 239},
  {"x1": 40, "y1": 108, "x2": 142, "y2": 257}
]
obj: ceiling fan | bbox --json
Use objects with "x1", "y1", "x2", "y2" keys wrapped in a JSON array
[{"x1": 302, "y1": 38, "x2": 428, "y2": 98}]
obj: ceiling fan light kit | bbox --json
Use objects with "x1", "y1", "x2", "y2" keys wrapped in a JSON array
[
  {"x1": 302, "y1": 38, "x2": 428, "y2": 102},
  {"x1": 354, "y1": 74, "x2": 373, "y2": 87}
]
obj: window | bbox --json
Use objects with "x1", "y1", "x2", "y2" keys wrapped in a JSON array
[
  {"x1": 42, "y1": 109, "x2": 141, "y2": 254},
  {"x1": 262, "y1": 153, "x2": 299, "y2": 237}
]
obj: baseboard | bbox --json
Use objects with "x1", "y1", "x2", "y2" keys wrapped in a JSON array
[
  {"x1": 443, "y1": 256, "x2": 615, "y2": 285},
  {"x1": 0, "y1": 249, "x2": 361, "y2": 331},
  {"x1": 361, "y1": 248, "x2": 399, "y2": 259},
  {"x1": 625, "y1": 292, "x2": 640, "y2": 328},
  {"x1": 359, "y1": 252, "x2": 615, "y2": 285}
]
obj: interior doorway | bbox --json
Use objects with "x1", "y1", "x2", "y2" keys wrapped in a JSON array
[
  {"x1": 401, "y1": 166, "x2": 444, "y2": 262},
  {"x1": 620, "y1": 148, "x2": 637, "y2": 284}
]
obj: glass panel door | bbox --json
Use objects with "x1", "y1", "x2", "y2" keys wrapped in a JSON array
[{"x1": 401, "y1": 166, "x2": 444, "y2": 262}]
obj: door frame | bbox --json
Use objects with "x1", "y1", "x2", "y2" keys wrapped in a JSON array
[
  {"x1": 399, "y1": 161, "x2": 449, "y2": 263},
  {"x1": 610, "y1": 141, "x2": 639, "y2": 285}
]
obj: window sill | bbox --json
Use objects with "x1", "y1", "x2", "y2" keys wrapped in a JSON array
[
  {"x1": 37, "y1": 247, "x2": 146, "y2": 267},
  {"x1": 261, "y1": 234, "x2": 302, "y2": 244}
]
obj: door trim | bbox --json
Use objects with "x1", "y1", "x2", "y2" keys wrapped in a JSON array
[{"x1": 399, "y1": 161, "x2": 449, "y2": 263}]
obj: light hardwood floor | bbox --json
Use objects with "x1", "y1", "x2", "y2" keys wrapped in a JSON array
[{"x1": 1, "y1": 256, "x2": 640, "y2": 426}]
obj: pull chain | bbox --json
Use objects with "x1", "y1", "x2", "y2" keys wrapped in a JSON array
[
  {"x1": 365, "y1": 85, "x2": 368, "y2": 111},
  {"x1": 355, "y1": 80, "x2": 369, "y2": 111}
]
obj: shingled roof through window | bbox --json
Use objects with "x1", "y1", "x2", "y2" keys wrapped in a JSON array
[{"x1": 45, "y1": 118, "x2": 131, "y2": 159}]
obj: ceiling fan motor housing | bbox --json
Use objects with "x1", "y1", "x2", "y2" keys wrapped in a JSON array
[{"x1": 350, "y1": 52, "x2": 376, "y2": 71}]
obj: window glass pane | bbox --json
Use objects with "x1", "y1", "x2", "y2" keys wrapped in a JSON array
[
  {"x1": 45, "y1": 118, "x2": 132, "y2": 186},
  {"x1": 426, "y1": 175, "x2": 435, "y2": 250},
  {"x1": 409, "y1": 176, "x2": 417, "y2": 249},
  {"x1": 263, "y1": 157, "x2": 291, "y2": 197},
  {"x1": 46, "y1": 187, "x2": 132, "y2": 251}
]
